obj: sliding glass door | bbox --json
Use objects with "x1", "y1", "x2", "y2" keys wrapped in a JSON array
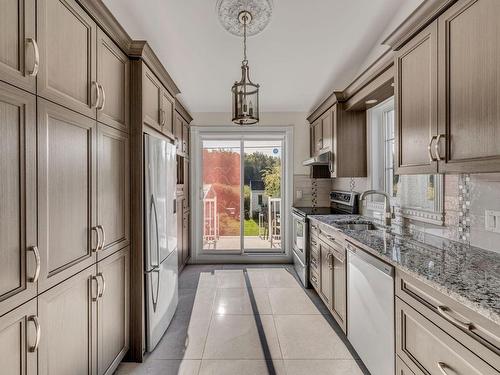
[{"x1": 200, "y1": 136, "x2": 284, "y2": 255}]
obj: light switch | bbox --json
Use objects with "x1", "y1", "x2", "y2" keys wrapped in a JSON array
[
  {"x1": 485, "y1": 210, "x2": 500, "y2": 233},
  {"x1": 296, "y1": 190, "x2": 303, "y2": 200}
]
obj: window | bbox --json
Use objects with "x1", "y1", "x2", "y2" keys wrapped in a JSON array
[{"x1": 258, "y1": 194, "x2": 263, "y2": 205}]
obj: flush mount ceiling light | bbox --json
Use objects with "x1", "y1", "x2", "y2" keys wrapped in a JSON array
[
  {"x1": 365, "y1": 99, "x2": 378, "y2": 105},
  {"x1": 216, "y1": 0, "x2": 273, "y2": 125}
]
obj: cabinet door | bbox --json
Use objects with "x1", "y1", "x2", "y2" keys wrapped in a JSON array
[
  {"x1": 97, "y1": 124, "x2": 130, "y2": 260},
  {"x1": 0, "y1": 83, "x2": 37, "y2": 316},
  {"x1": 142, "y1": 64, "x2": 162, "y2": 132},
  {"x1": 331, "y1": 251, "x2": 346, "y2": 333},
  {"x1": 37, "y1": 99, "x2": 97, "y2": 292},
  {"x1": 37, "y1": 0, "x2": 97, "y2": 118},
  {"x1": 319, "y1": 242, "x2": 332, "y2": 307},
  {"x1": 437, "y1": 0, "x2": 500, "y2": 173},
  {"x1": 97, "y1": 247, "x2": 129, "y2": 375},
  {"x1": 0, "y1": 0, "x2": 36, "y2": 93},
  {"x1": 183, "y1": 123, "x2": 189, "y2": 154},
  {"x1": 174, "y1": 114, "x2": 183, "y2": 153},
  {"x1": 183, "y1": 211, "x2": 190, "y2": 264},
  {"x1": 313, "y1": 120, "x2": 322, "y2": 156},
  {"x1": 0, "y1": 299, "x2": 38, "y2": 375},
  {"x1": 176, "y1": 197, "x2": 185, "y2": 269},
  {"x1": 395, "y1": 21, "x2": 438, "y2": 174},
  {"x1": 38, "y1": 266, "x2": 97, "y2": 375},
  {"x1": 161, "y1": 89, "x2": 175, "y2": 135},
  {"x1": 97, "y1": 29, "x2": 129, "y2": 132},
  {"x1": 321, "y1": 111, "x2": 332, "y2": 152}
]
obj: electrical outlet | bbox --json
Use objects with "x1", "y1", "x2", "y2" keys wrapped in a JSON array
[
  {"x1": 485, "y1": 210, "x2": 500, "y2": 233},
  {"x1": 296, "y1": 190, "x2": 303, "y2": 200}
]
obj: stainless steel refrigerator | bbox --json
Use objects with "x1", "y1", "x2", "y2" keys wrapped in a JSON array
[{"x1": 144, "y1": 133, "x2": 178, "y2": 352}]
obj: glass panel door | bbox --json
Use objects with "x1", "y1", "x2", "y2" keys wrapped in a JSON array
[
  {"x1": 202, "y1": 140, "x2": 241, "y2": 251},
  {"x1": 243, "y1": 140, "x2": 282, "y2": 252}
]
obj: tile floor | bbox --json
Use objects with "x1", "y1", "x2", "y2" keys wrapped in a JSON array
[{"x1": 115, "y1": 265, "x2": 368, "y2": 375}]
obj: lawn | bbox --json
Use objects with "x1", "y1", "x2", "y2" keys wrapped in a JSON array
[{"x1": 244, "y1": 219, "x2": 260, "y2": 236}]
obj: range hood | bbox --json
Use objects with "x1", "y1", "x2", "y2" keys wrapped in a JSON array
[{"x1": 302, "y1": 150, "x2": 331, "y2": 166}]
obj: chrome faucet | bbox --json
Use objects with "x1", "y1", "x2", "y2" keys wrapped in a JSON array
[{"x1": 360, "y1": 190, "x2": 395, "y2": 227}]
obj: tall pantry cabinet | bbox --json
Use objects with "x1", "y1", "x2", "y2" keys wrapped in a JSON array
[{"x1": 0, "y1": 0, "x2": 130, "y2": 374}]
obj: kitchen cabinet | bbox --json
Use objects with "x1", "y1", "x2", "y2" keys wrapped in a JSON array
[
  {"x1": 437, "y1": 0, "x2": 500, "y2": 173},
  {"x1": 38, "y1": 266, "x2": 97, "y2": 375},
  {"x1": 330, "y1": 247, "x2": 346, "y2": 333},
  {"x1": 0, "y1": 0, "x2": 37, "y2": 93},
  {"x1": 0, "y1": 299, "x2": 38, "y2": 375},
  {"x1": 142, "y1": 63, "x2": 175, "y2": 138},
  {"x1": 97, "y1": 29, "x2": 130, "y2": 132},
  {"x1": 395, "y1": 21, "x2": 438, "y2": 175},
  {"x1": 0, "y1": 83, "x2": 37, "y2": 316},
  {"x1": 177, "y1": 194, "x2": 191, "y2": 270},
  {"x1": 319, "y1": 242, "x2": 333, "y2": 307},
  {"x1": 97, "y1": 248, "x2": 129, "y2": 375},
  {"x1": 308, "y1": 103, "x2": 366, "y2": 178},
  {"x1": 395, "y1": 0, "x2": 500, "y2": 174},
  {"x1": 97, "y1": 124, "x2": 130, "y2": 260},
  {"x1": 183, "y1": 122, "x2": 190, "y2": 154},
  {"x1": 396, "y1": 298, "x2": 498, "y2": 375},
  {"x1": 37, "y1": 0, "x2": 98, "y2": 118},
  {"x1": 37, "y1": 99, "x2": 97, "y2": 293}
]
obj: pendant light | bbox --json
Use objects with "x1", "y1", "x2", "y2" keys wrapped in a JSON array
[{"x1": 231, "y1": 11, "x2": 260, "y2": 125}]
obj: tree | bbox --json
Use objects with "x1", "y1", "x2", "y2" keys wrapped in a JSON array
[{"x1": 262, "y1": 164, "x2": 281, "y2": 198}]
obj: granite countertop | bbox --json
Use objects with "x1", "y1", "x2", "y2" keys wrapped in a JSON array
[{"x1": 309, "y1": 214, "x2": 500, "y2": 324}]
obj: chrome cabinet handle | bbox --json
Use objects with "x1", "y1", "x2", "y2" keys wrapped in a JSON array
[
  {"x1": 97, "y1": 84, "x2": 106, "y2": 111},
  {"x1": 311, "y1": 239, "x2": 317, "y2": 246},
  {"x1": 435, "y1": 134, "x2": 445, "y2": 161},
  {"x1": 92, "y1": 81, "x2": 101, "y2": 109},
  {"x1": 162, "y1": 110, "x2": 167, "y2": 126},
  {"x1": 437, "y1": 305, "x2": 472, "y2": 330},
  {"x1": 428, "y1": 135, "x2": 437, "y2": 162},
  {"x1": 26, "y1": 38, "x2": 39, "y2": 77},
  {"x1": 97, "y1": 272, "x2": 106, "y2": 298},
  {"x1": 437, "y1": 362, "x2": 452, "y2": 375},
  {"x1": 91, "y1": 275, "x2": 100, "y2": 301},
  {"x1": 28, "y1": 246, "x2": 40, "y2": 283},
  {"x1": 326, "y1": 234, "x2": 336, "y2": 242},
  {"x1": 328, "y1": 253, "x2": 334, "y2": 270},
  {"x1": 97, "y1": 225, "x2": 105, "y2": 251},
  {"x1": 92, "y1": 226, "x2": 100, "y2": 252},
  {"x1": 311, "y1": 274, "x2": 318, "y2": 283},
  {"x1": 28, "y1": 315, "x2": 40, "y2": 352}
]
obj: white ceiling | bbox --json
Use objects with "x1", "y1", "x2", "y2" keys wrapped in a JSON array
[{"x1": 104, "y1": 0, "x2": 422, "y2": 113}]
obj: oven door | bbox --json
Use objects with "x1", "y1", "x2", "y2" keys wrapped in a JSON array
[{"x1": 292, "y1": 212, "x2": 307, "y2": 262}]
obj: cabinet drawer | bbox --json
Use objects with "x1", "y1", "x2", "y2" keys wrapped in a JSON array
[
  {"x1": 309, "y1": 249, "x2": 319, "y2": 274},
  {"x1": 318, "y1": 223, "x2": 345, "y2": 250},
  {"x1": 396, "y1": 298, "x2": 498, "y2": 375},
  {"x1": 310, "y1": 220, "x2": 320, "y2": 238},
  {"x1": 396, "y1": 269, "x2": 500, "y2": 363},
  {"x1": 310, "y1": 235, "x2": 319, "y2": 254},
  {"x1": 309, "y1": 269, "x2": 319, "y2": 292}
]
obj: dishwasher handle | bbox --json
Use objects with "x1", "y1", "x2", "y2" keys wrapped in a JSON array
[{"x1": 347, "y1": 243, "x2": 394, "y2": 277}]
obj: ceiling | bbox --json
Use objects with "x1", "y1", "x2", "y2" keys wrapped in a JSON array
[{"x1": 104, "y1": 0, "x2": 422, "y2": 113}]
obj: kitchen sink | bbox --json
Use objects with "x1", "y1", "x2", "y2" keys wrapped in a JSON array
[{"x1": 337, "y1": 223, "x2": 378, "y2": 231}]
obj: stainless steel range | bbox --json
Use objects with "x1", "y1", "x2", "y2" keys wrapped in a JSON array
[{"x1": 291, "y1": 190, "x2": 359, "y2": 287}]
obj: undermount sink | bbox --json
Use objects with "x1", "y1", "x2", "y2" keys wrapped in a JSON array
[{"x1": 337, "y1": 223, "x2": 378, "y2": 231}]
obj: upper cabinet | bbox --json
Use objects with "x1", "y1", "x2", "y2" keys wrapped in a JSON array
[
  {"x1": 395, "y1": 22, "x2": 438, "y2": 175},
  {"x1": 395, "y1": 0, "x2": 500, "y2": 174},
  {"x1": 437, "y1": 0, "x2": 500, "y2": 173},
  {"x1": 97, "y1": 29, "x2": 130, "y2": 132},
  {"x1": 309, "y1": 103, "x2": 366, "y2": 178},
  {"x1": 37, "y1": 0, "x2": 97, "y2": 118},
  {"x1": 0, "y1": 0, "x2": 37, "y2": 93}
]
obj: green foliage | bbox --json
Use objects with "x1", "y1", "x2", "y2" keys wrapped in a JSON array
[
  {"x1": 262, "y1": 165, "x2": 281, "y2": 198},
  {"x1": 244, "y1": 219, "x2": 260, "y2": 236},
  {"x1": 244, "y1": 152, "x2": 280, "y2": 185}
]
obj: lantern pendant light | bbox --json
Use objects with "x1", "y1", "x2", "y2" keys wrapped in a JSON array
[{"x1": 231, "y1": 11, "x2": 260, "y2": 125}]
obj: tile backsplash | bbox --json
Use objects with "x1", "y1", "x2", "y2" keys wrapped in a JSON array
[
  {"x1": 293, "y1": 174, "x2": 332, "y2": 207},
  {"x1": 331, "y1": 173, "x2": 500, "y2": 254}
]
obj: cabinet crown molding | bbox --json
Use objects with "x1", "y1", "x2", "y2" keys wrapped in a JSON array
[
  {"x1": 307, "y1": 91, "x2": 344, "y2": 124},
  {"x1": 129, "y1": 41, "x2": 181, "y2": 98},
  {"x1": 175, "y1": 98, "x2": 193, "y2": 124}
]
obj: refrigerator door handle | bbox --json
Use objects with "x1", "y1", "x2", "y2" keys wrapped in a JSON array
[
  {"x1": 151, "y1": 268, "x2": 160, "y2": 312},
  {"x1": 150, "y1": 194, "x2": 160, "y2": 268}
]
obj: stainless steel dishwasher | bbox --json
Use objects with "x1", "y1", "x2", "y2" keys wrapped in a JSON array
[{"x1": 347, "y1": 242, "x2": 395, "y2": 375}]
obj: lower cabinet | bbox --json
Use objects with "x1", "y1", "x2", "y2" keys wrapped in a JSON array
[
  {"x1": 37, "y1": 247, "x2": 129, "y2": 375},
  {"x1": 38, "y1": 265, "x2": 97, "y2": 375},
  {"x1": 330, "y1": 248, "x2": 347, "y2": 333},
  {"x1": 319, "y1": 241, "x2": 333, "y2": 307},
  {"x1": 97, "y1": 248, "x2": 129, "y2": 375},
  {"x1": 0, "y1": 299, "x2": 38, "y2": 375}
]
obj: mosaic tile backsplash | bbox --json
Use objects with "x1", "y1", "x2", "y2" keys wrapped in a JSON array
[{"x1": 332, "y1": 173, "x2": 500, "y2": 254}]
